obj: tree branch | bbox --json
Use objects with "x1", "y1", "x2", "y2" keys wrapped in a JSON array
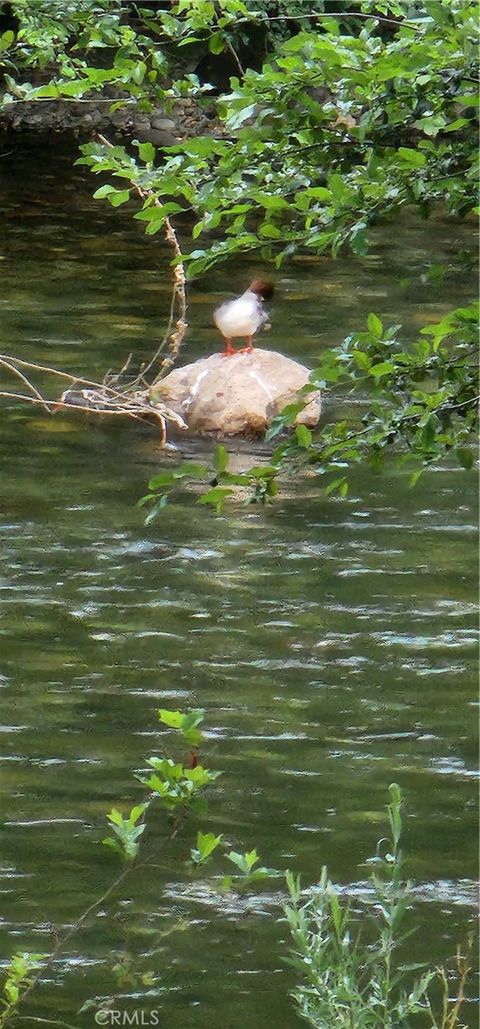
[{"x1": 96, "y1": 133, "x2": 187, "y2": 379}]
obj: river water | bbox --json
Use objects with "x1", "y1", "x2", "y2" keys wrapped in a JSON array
[{"x1": 0, "y1": 137, "x2": 478, "y2": 1027}]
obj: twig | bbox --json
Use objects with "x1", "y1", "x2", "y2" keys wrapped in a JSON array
[
  {"x1": 0, "y1": 392, "x2": 142, "y2": 420},
  {"x1": 10, "y1": 807, "x2": 190, "y2": 1023},
  {"x1": 0, "y1": 354, "x2": 145, "y2": 399},
  {"x1": 2, "y1": 97, "x2": 136, "y2": 105},
  {"x1": 0, "y1": 392, "x2": 188, "y2": 445},
  {"x1": 20, "y1": 1018, "x2": 80, "y2": 1029},
  {"x1": 11, "y1": 865, "x2": 134, "y2": 1019},
  {"x1": 440, "y1": 394, "x2": 480, "y2": 412},
  {"x1": 212, "y1": 4, "x2": 245, "y2": 78},
  {"x1": 134, "y1": 279, "x2": 177, "y2": 386},
  {"x1": 236, "y1": 11, "x2": 416, "y2": 29},
  {"x1": 0, "y1": 357, "x2": 51, "y2": 412},
  {"x1": 223, "y1": 36, "x2": 246, "y2": 77},
  {"x1": 0, "y1": 355, "x2": 188, "y2": 442},
  {"x1": 96, "y1": 133, "x2": 187, "y2": 378},
  {"x1": 444, "y1": 941, "x2": 471, "y2": 1028},
  {"x1": 104, "y1": 351, "x2": 134, "y2": 390},
  {"x1": 0, "y1": 137, "x2": 189, "y2": 440}
]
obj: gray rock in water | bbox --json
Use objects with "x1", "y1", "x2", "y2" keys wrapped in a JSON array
[{"x1": 149, "y1": 348, "x2": 321, "y2": 436}]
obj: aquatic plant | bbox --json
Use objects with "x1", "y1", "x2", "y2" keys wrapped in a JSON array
[
  {"x1": 284, "y1": 784, "x2": 474, "y2": 1029},
  {"x1": 0, "y1": 720, "x2": 474, "y2": 1027}
]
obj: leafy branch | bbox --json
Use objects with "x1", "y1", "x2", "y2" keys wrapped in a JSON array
[
  {"x1": 139, "y1": 302, "x2": 479, "y2": 519},
  {"x1": 0, "y1": 706, "x2": 275, "y2": 1026}
]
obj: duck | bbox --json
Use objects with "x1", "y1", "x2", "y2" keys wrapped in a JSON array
[{"x1": 213, "y1": 278, "x2": 274, "y2": 356}]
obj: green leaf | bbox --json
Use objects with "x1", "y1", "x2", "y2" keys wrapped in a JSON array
[
  {"x1": 324, "y1": 476, "x2": 348, "y2": 496},
  {"x1": 350, "y1": 221, "x2": 368, "y2": 257},
  {"x1": 295, "y1": 424, "x2": 312, "y2": 448},
  {"x1": 181, "y1": 710, "x2": 205, "y2": 746},
  {"x1": 227, "y1": 103, "x2": 256, "y2": 130},
  {"x1": 209, "y1": 30, "x2": 225, "y2": 54},
  {"x1": 131, "y1": 61, "x2": 147, "y2": 85},
  {"x1": 352, "y1": 350, "x2": 372, "y2": 372},
  {"x1": 109, "y1": 189, "x2": 131, "y2": 207},
  {"x1": 148, "y1": 471, "x2": 177, "y2": 489},
  {"x1": 93, "y1": 184, "x2": 117, "y2": 199},
  {"x1": 136, "y1": 140, "x2": 155, "y2": 163},
  {"x1": 144, "y1": 493, "x2": 170, "y2": 523},
  {"x1": 130, "y1": 802, "x2": 148, "y2": 824},
  {"x1": 227, "y1": 848, "x2": 259, "y2": 874},
  {"x1": 367, "y1": 313, "x2": 383, "y2": 337},
  {"x1": 454, "y1": 94, "x2": 480, "y2": 108},
  {"x1": 158, "y1": 709, "x2": 185, "y2": 731},
  {"x1": 213, "y1": 444, "x2": 228, "y2": 474},
  {"x1": 370, "y1": 361, "x2": 395, "y2": 378},
  {"x1": 259, "y1": 222, "x2": 282, "y2": 239},
  {"x1": 191, "y1": 831, "x2": 223, "y2": 864},
  {"x1": 409, "y1": 468, "x2": 423, "y2": 488},
  {"x1": 414, "y1": 113, "x2": 446, "y2": 137},
  {"x1": 397, "y1": 147, "x2": 426, "y2": 168},
  {"x1": 158, "y1": 708, "x2": 205, "y2": 746},
  {"x1": 197, "y1": 486, "x2": 233, "y2": 512},
  {"x1": 306, "y1": 187, "x2": 332, "y2": 202},
  {"x1": 0, "y1": 30, "x2": 15, "y2": 51},
  {"x1": 456, "y1": 447, "x2": 474, "y2": 470},
  {"x1": 4, "y1": 982, "x2": 19, "y2": 1003},
  {"x1": 444, "y1": 118, "x2": 470, "y2": 132},
  {"x1": 173, "y1": 462, "x2": 209, "y2": 479},
  {"x1": 135, "y1": 205, "x2": 176, "y2": 223}
]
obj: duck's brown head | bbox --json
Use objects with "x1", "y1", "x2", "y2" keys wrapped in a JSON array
[{"x1": 249, "y1": 278, "x2": 274, "y2": 300}]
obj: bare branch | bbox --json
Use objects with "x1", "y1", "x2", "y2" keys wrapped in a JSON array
[
  {"x1": 96, "y1": 133, "x2": 188, "y2": 378},
  {"x1": 0, "y1": 134, "x2": 189, "y2": 443},
  {"x1": 0, "y1": 356, "x2": 51, "y2": 412}
]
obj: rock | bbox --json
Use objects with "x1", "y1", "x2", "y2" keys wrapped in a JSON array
[
  {"x1": 150, "y1": 113, "x2": 176, "y2": 132},
  {"x1": 149, "y1": 348, "x2": 321, "y2": 436},
  {"x1": 132, "y1": 114, "x2": 152, "y2": 134},
  {"x1": 147, "y1": 127, "x2": 181, "y2": 146}
]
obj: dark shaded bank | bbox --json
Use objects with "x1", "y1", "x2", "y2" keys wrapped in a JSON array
[{"x1": 0, "y1": 92, "x2": 219, "y2": 144}]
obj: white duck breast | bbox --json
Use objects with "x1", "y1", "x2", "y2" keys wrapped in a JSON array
[{"x1": 213, "y1": 289, "x2": 267, "y2": 339}]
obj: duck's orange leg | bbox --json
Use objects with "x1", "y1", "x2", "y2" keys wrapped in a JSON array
[
  {"x1": 221, "y1": 337, "x2": 236, "y2": 357},
  {"x1": 238, "y1": 335, "x2": 254, "y2": 353}
]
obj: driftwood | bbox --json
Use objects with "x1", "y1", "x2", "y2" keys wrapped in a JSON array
[{"x1": 0, "y1": 352, "x2": 187, "y2": 443}]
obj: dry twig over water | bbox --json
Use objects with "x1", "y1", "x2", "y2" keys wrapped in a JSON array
[
  {"x1": 0, "y1": 136, "x2": 188, "y2": 441},
  {"x1": 0, "y1": 354, "x2": 186, "y2": 443}
]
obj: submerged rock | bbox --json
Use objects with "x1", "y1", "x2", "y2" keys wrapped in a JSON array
[{"x1": 149, "y1": 348, "x2": 321, "y2": 436}]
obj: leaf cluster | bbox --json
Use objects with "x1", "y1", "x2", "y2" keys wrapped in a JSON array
[
  {"x1": 290, "y1": 299, "x2": 479, "y2": 493},
  {"x1": 139, "y1": 442, "x2": 281, "y2": 520},
  {"x1": 100, "y1": 704, "x2": 275, "y2": 896},
  {"x1": 0, "y1": 952, "x2": 46, "y2": 1028}
]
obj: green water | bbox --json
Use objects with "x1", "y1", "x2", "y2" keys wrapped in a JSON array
[{"x1": 0, "y1": 137, "x2": 478, "y2": 1028}]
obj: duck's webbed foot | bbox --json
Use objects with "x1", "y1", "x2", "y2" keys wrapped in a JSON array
[
  {"x1": 221, "y1": 338, "x2": 236, "y2": 357},
  {"x1": 238, "y1": 335, "x2": 254, "y2": 354}
]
